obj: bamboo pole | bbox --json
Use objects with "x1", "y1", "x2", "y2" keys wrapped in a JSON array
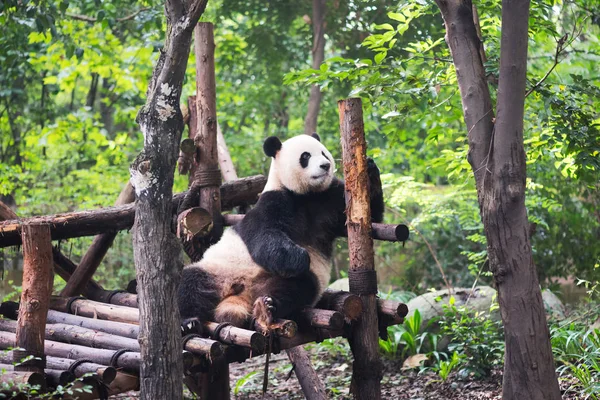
[
  {"x1": 15, "y1": 223, "x2": 53, "y2": 374},
  {"x1": 338, "y1": 98, "x2": 382, "y2": 400}
]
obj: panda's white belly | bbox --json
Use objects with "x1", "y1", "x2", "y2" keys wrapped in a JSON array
[
  {"x1": 199, "y1": 228, "x2": 263, "y2": 281},
  {"x1": 197, "y1": 228, "x2": 331, "y2": 301},
  {"x1": 306, "y1": 247, "x2": 332, "y2": 301}
]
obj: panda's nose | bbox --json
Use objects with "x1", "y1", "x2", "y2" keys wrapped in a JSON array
[{"x1": 320, "y1": 162, "x2": 330, "y2": 172}]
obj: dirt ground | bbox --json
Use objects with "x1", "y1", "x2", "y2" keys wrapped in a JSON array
[
  {"x1": 230, "y1": 349, "x2": 504, "y2": 400},
  {"x1": 230, "y1": 347, "x2": 582, "y2": 400},
  {"x1": 113, "y1": 344, "x2": 581, "y2": 399}
]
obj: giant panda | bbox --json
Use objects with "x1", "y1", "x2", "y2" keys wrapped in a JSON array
[{"x1": 178, "y1": 133, "x2": 384, "y2": 333}]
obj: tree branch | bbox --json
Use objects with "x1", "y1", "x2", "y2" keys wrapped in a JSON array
[{"x1": 67, "y1": 8, "x2": 150, "y2": 23}]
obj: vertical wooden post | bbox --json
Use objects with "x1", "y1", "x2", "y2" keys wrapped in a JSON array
[
  {"x1": 190, "y1": 22, "x2": 228, "y2": 400},
  {"x1": 338, "y1": 98, "x2": 382, "y2": 400},
  {"x1": 194, "y1": 22, "x2": 221, "y2": 233},
  {"x1": 14, "y1": 223, "x2": 53, "y2": 374}
]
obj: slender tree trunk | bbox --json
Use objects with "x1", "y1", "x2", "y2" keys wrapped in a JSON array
[
  {"x1": 433, "y1": 0, "x2": 561, "y2": 398},
  {"x1": 486, "y1": 1, "x2": 561, "y2": 398},
  {"x1": 129, "y1": 1, "x2": 208, "y2": 399},
  {"x1": 304, "y1": 0, "x2": 326, "y2": 135}
]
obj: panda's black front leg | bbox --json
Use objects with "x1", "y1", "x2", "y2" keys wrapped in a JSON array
[
  {"x1": 247, "y1": 231, "x2": 311, "y2": 278},
  {"x1": 367, "y1": 157, "x2": 385, "y2": 223}
]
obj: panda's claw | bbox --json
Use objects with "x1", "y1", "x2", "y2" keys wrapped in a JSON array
[
  {"x1": 181, "y1": 317, "x2": 204, "y2": 336},
  {"x1": 253, "y1": 296, "x2": 276, "y2": 335}
]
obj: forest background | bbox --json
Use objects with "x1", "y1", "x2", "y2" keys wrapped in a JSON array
[{"x1": 0, "y1": 0, "x2": 598, "y2": 301}]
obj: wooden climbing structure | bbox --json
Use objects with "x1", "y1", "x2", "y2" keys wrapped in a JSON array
[{"x1": 0, "y1": 22, "x2": 409, "y2": 400}]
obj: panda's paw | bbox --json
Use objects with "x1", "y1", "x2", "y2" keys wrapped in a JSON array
[
  {"x1": 181, "y1": 317, "x2": 204, "y2": 336},
  {"x1": 253, "y1": 296, "x2": 276, "y2": 335}
]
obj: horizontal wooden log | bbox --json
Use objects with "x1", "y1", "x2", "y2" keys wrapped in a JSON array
[
  {"x1": 2, "y1": 350, "x2": 117, "y2": 384},
  {"x1": 0, "y1": 331, "x2": 141, "y2": 371},
  {"x1": 53, "y1": 294, "x2": 299, "y2": 340},
  {"x1": 301, "y1": 308, "x2": 344, "y2": 330},
  {"x1": 50, "y1": 296, "x2": 139, "y2": 324},
  {"x1": 0, "y1": 175, "x2": 266, "y2": 248},
  {"x1": 0, "y1": 363, "x2": 74, "y2": 387},
  {"x1": 204, "y1": 322, "x2": 265, "y2": 352},
  {"x1": 184, "y1": 336, "x2": 224, "y2": 360},
  {"x1": 316, "y1": 290, "x2": 363, "y2": 321},
  {"x1": 223, "y1": 214, "x2": 409, "y2": 242},
  {"x1": 47, "y1": 309, "x2": 139, "y2": 339},
  {"x1": 0, "y1": 370, "x2": 46, "y2": 392},
  {"x1": 0, "y1": 319, "x2": 140, "y2": 352},
  {"x1": 377, "y1": 299, "x2": 409, "y2": 325},
  {"x1": 1, "y1": 302, "x2": 139, "y2": 340}
]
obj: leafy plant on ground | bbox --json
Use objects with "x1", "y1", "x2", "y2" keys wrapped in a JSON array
[
  {"x1": 551, "y1": 282, "x2": 600, "y2": 400},
  {"x1": 379, "y1": 309, "x2": 438, "y2": 364},
  {"x1": 438, "y1": 297, "x2": 504, "y2": 378}
]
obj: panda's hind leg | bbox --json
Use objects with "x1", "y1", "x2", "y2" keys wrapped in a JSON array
[
  {"x1": 252, "y1": 273, "x2": 319, "y2": 333},
  {"x1": 178, "y1": 265, "x2": 220, "y2": 335},
  {"x1": 214, "y1": 294, "x2": 253, "y2": 328}
]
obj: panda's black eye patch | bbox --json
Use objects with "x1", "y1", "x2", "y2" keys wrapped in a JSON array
[
  {"x1": 300, "y1": 152, "x2": 311, "y2": 168},
  {"x1": 321, "y1": 151, "x2": 330, "y2": 161}
]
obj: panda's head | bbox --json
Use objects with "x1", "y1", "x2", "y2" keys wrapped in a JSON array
[{"x1": 262, "y1": 133, "x2": 335, "y2": 194}]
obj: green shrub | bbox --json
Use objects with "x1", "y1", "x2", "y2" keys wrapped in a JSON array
[{"x1": 438, "y1": 297, "x2": 504, "y2": 378}]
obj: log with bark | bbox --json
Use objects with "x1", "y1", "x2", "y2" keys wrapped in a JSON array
[
  {"x1": 222, "y1": 214, "x2": 409, "y2": 243},
  {"x1": 1, "y1": 350, "x2": 117, "y2": 384},
  {"x1": 0, "y1": 371, "x2": 46, "y2": 392},
  {"x1": 339, "y1": 98, "x2": 382, "y2": 400},
  {"x1": 15, "y1": 223, "x2": 53, "y2": 374},
  {"x1": 0, "y1": 330, "x2": 141, "y2": 371},
  {"x1": 0, "y1": 363, "x2": 75, "y2": 387},
  {"x1": 0, "y1": 175, "x2": 266, "y2": 248}
]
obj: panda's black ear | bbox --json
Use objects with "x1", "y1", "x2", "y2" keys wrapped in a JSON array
[
  {"x1": 311, "y1": 133, "x2": 321, "y2": 142},
  {"x1": 263, "y1": 136, "x2": 282, "y2": 157}
]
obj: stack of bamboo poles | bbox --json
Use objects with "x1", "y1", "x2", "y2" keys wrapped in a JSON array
[{"x1": 0, "y1": 290, "x2": 407, "y2": 398}]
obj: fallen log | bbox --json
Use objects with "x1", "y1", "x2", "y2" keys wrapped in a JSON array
[
  {"x1": 0, "y1": 175, "x2": 266, "y2": 248},
  {"x1": 223, "y1": 214, "x2": 409, "y2": 243}
]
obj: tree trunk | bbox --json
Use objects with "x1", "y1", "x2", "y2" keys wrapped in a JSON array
[
  {"x1": 433, "y1": 0, "x2": 561, "y2": 398},
  {"x1": 303, "y1": 0, "x2": 326, "y2": 135},
  {"x1": 486, "y1": 0, "x2": 561, "y2": 398},
  {"x1": 338, "y1": 98, "x2": 381, "y2": 400},
  {"x1": 128, "y1": 1, "x2": 208, "y2": 398}
]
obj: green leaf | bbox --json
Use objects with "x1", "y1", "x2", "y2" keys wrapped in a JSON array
[{"x1": 374, "y1": 51, "x2": 386, "y2": 64}]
